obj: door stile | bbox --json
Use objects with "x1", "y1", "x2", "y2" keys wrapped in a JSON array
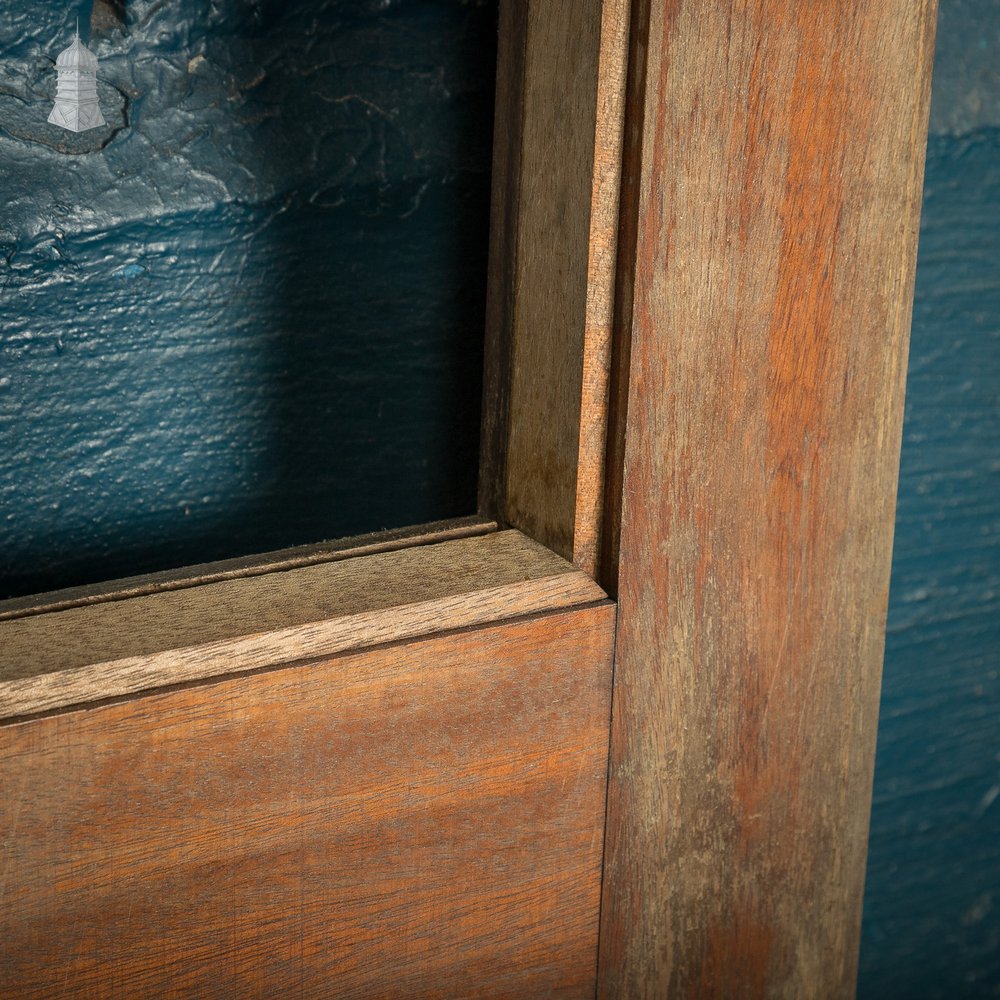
[{"x1": 596, "y1": 1, "x2": 938, "y2": 996}]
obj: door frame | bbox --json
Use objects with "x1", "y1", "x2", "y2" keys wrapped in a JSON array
[{"x1": 1, "y1": 0, "x2": 937, "y2": 995}]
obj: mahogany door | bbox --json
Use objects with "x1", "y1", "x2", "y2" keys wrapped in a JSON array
[{"x1": 1, "y1": 1, "x2": 936, "y2": 996}]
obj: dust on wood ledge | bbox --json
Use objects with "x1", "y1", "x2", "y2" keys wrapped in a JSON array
[
  {"x1": 0, "y1": 530, "x2": 606, "y2": 721},
  {"x1": 0, "y1": 514, "x2": 496, "y2": 622}
]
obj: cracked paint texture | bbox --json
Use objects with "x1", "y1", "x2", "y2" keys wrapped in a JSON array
[{"x1": 0, "y1": 0, "x2": 496, "y2": 597}]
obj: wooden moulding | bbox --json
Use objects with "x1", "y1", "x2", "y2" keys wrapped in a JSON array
[
  {"x1": 598, "y1": 1, "x2": 938, "y2": 997},
  {"x1": 0, "y1": 602, "x2": 616, "y2": 998},
  {"x1": 480, "y1": 0, "x2": 630, "y2": 580},
  {"x1": 0, "y1": 529, "x2": 605, "y2": 721},
  {"x1": 0, "y1": 514, "x2": 496, "y2": 621}
]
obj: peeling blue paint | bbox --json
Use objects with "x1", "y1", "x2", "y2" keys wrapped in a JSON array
[
  {"x1": 0, "y1": 0, "x2": 496, "y2": 598},
  {"x1": 112, "y1": 261, "x2": 147, "y2": 279}
]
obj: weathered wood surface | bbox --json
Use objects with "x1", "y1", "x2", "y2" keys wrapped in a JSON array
[
  {"x1": 480, "y1": 0, "x2": 629, "y2": 579},
  {"x1": 574, "y1": 0, "x2": 630, "y2": 579},
  {"x1": 0, "y1": 529, "x2": 604, "y2": 720},
  {"x1": 0, "y1": 603, "x2": 616, "y2": 998},
  {"x1": 0, "y1": 515, "x2": 495, "y2": 622},
  {"x1": 478, "y1": 0, "x2": 525, "y2": 528},
  {"x1": 598, "y1": 1, "x2": 938, "y2": 997}
]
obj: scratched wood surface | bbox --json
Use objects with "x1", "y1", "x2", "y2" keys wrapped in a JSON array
[
  {"x1": 0, "y1": 602, "x2": 615, "y2": 999},
  {"x1": 480, "y1": 0, "x2": 628, "y2": 579},
  {"x1": 0, "y1": 529, "x2": 604, "y2": 720},
  {"x1": 598, "y1": 1, "x2": 938, "y2": 997}
]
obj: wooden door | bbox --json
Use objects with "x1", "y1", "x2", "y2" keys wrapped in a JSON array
[{"x1": 1, "y1": 1, "x2": 936, "y2": 996}]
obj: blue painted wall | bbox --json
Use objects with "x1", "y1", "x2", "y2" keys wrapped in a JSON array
[
  {"x1": 0, "y1": 0, "x2": 495, "y2": 598},
  {"x1": 859, "y1": 2, "x2": 1000, "y2": 995}
]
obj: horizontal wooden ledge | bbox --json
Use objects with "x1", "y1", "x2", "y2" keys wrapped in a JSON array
[
  {"x1": 0, "y1": 514, "x2": 497, "y2": 622},
  {"x1": 0, "y1": 529, "x2": 606, "y2": 721}
]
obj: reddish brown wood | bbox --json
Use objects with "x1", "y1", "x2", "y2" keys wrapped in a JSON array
[
  {"x1": 598, "y1": 1, "x2": 938, "y2": 996},
  {"x1": 479, "y1": 0, "x2": 629, "y2": 580},
  {"x1": 1, "y1": 603, "x2": 615, "y2": 998}
]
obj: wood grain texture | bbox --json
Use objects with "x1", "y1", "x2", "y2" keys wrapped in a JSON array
[
  {"x1": 574, "y1": 0, "x2": 631, "y2": 579},
  {"x1": 0, "y1": 603, "x2": 616, "y2": 999},
  {"x1": 598, "y1": 2, "x2": 938, "y2": 997},
  {"x1": 0, "y1": 529, "x2": 604, "y2": 720},
  {"x1": 477, "y1": 0, "x2": 526, "y2": 524},
  {"x1": 597, "y1": 0, "x2": 648, "y2": 601},
  {"x1": 0, "y1": 515, "x2": 496, "y2": 622},
  {"x1": 482, "y1": 0, "x2": 628, "y2": 579}
]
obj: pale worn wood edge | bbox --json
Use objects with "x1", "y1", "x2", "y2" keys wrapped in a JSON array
[
  {"x1": 597, "y1": 0, "x2": 648, "y2": 600},
  {"x1": 0, "y1": 515, "x2": 495, "y2": 623},
  {"x1": 572, "y1": 0, "x2": 630, "y2": 582},
  {"x1": 0, "y1": 539, "x2": 606, "y2": 722},
  {"x1": 843, "y1": 2, "x2": 940, "y2": 983}
]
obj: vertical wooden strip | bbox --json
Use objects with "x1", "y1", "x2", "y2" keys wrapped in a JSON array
[
  {"x1": 503, "y1": 0, "x2": 600, "y2": 561},
  {"x1": 599, "y1": 0, "x2": 650, "y2": 598},
  {"x1": 573, "y1": 0, "x2": 631, "y2": 578},
  {"x1": 599, "y1": 2, "x2": 937, "y2": 996},
  {"x1": 477, "y1": 0, "x2": 527, "y2": 522},
  {"x1": 481, "y1": 0, "x2": 629, "y2": 579}
]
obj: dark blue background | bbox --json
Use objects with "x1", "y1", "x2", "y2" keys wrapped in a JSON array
[
  {"x1": 0, "y1": 0, "x2": 495, "y2": 597},
  {"x1": 858, "y1": 1, "x2": 1000, "y2": 995}
]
